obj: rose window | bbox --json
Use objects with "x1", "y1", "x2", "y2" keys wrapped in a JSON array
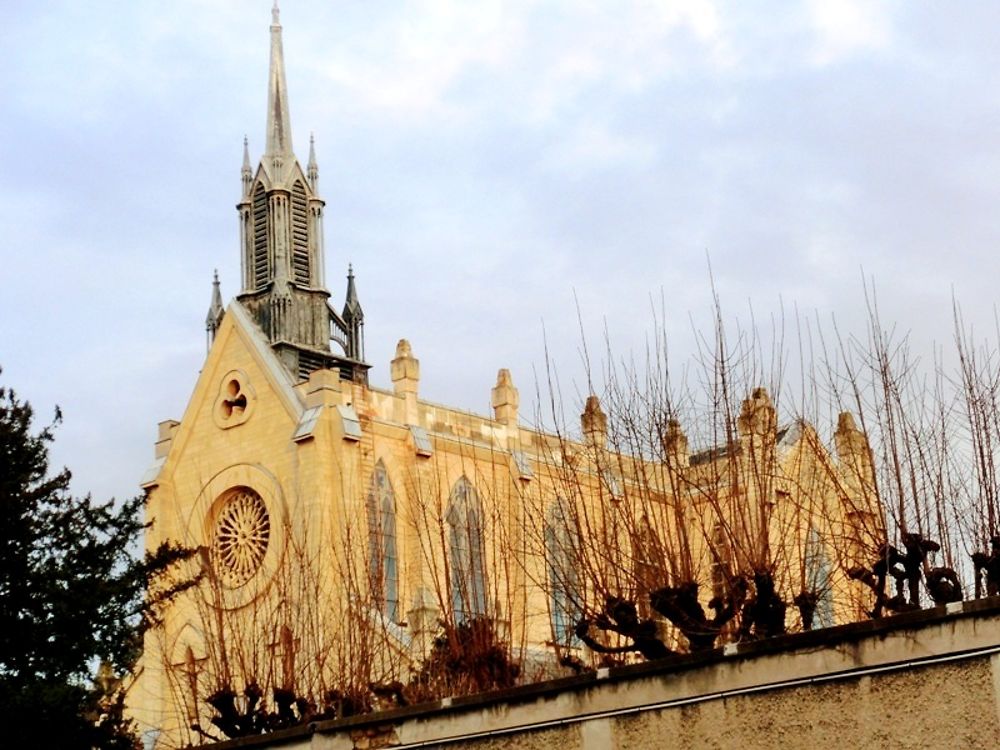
[{"x1": 212, "y1": 489, "x2": 270, "y2": 587}]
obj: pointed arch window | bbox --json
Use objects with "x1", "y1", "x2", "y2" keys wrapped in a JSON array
[
  {"x1": 446, "y1": 477, "x2": 486, "y2": 621},
  {"x1": 633, "y1": 525, "x2": 662, "y2": 619},
  {"x1": 290, "y1": 180, "x2": 311, "y2": 285},
  {"x1": 545, "y1": 498, "x2": 580, "y2": 646},
  {"x1": 710, "y1": 521, "x2": 733, "y2": 601},
  {"x1": 367, "y1": 461, "x2": 399, "y2": 621},
  {"x1": 179, "y1": 646, "x2": 201, "y2": 721},
  {"x1": 269, "y1": 625, "x2": 297, "y2": 690},
  {"x1": 251, "y1": 183, "x2": 270, "y2": 288},
  {"x1": 805, "y1": 527, "x2": 834, "y2": 628}
]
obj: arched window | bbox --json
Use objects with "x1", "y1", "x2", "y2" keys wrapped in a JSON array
[
  {"x1": 367, "y1": 461, "x2": 398, "y2": 621},
  {"x1": 545, "y1": 498, "x2": 579, "y2": 646},
  {"x1": 633, "y1": 525, "x2": 661, "y2": 619},
  {"x1": 290, "y1": 180, "x2": 311, "y2": 285},
  {"x1": 446, "y1": 477, "x2": 486, "y2": 621},
  {"x1": 276, "y1": 625, "x2": 296, "y2": 690},
  {"x1": 180, "y1": 646, "x2": 200, "y2": 721},
  {"x1": 169, "y1": 628, "x2": 205, "y2": 727},
  {"x1": 710, "y1": 521, "x2": 733, "y2": 600},
  {"x1": 805, "y1": 527, "x2": 834, "y2": 628}
]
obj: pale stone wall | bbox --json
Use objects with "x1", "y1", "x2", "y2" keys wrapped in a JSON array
[
  {"x1": 129, "y1": 308, "x2": 885, "y2": 747},
  {"x1": 205, "y1": 601, "x2": 1000, "y2": 750}
]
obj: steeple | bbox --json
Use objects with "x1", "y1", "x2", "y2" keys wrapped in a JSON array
[
  {"x1": 307, "y1": 133, "x2": 319, "y2": 191},
  {"x1": 265, "y1": 1, "x2": 293, "y2": 168},
  {"x1": 234, "y1": 4, "x2": 369, "y2": 384},
  {"x1": 241, "y1": 136, "x2": 252, "y2": 197},
  {"x1": 344, "y1": 264, "x2": 362, "y2": 317},
  {"x1": 205, "y1": 270, "x2": 225, "y2": 351},
  {"x1": 343, "y1": 264, "x2": 365, "y2": 361}
]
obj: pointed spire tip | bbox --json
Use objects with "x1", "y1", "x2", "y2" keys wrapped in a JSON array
[
  {"x1": 265, "y1": 0, "x2": 292, "y2": 159},
  {"x1": 308, "y1": 132, "x2": 318, "y2": 170},
  {"x1": 343, "y1": 264, "x2": 362, "y2": 320},
  {"x1": 241, "y1": 135, "x2": 252, "y2": 178}
]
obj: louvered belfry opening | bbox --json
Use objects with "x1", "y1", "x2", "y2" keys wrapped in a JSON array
[
  {"x1": 291, "y1": 180, "x2": 310, "y2": 285},
  {"x1": 297, "y1": 350, "x2": 326, "y2": 382},
  {"x1": 252, "y1": 183, "x2": 270, "y2": 289}
]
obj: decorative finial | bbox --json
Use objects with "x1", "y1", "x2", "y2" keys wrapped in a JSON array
[
  {"x1": 272, "y1": 1, "x2": 280, "y2": 25},
  {"x1": 344, "y1": 264, "x2": 362, "y2": 318},
  {"x1": 343, "y1": 264, "x2": 364, "y2": 360},
  {"x1": 241, "y1": 136, "x2": 252, "y2": 196},
  {"x1": 205, "y1": 268, "x2": 225, "y2": 349},
  {"x1": 307, "y1": 132, "x2": 319, "y2": 189}
]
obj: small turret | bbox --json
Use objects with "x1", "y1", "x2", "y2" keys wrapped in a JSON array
[
  {"x1": 581, "y1": 395, "x2": 608, "y2": 448},
  {"x1": 205, "y1": 270, "x2": 225, "y2": 352},
  {"x1": 343, "y1": 265, "x2": 365, "y2": 362},
  {"x1": 307, "y1": 133, "x2": 319, "y2": 191},
  {"x1": 391, "y1": 339, "x2": 420, "y2": 396},
  {"x1": 662, "y1": 418, "x2": 689, "y2": 468},
  {"x1": 241, "y1": 136, "x2": 253, "y2": 198},
  {"x1": 491, "y1": 369, "x2": 519, "y2": 426},
  {"x1": 738, "y1": 387, "x2": 777, "y2": 440}
]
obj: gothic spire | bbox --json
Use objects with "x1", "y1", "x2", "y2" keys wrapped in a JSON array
[
  {"x1": 344, "y1": 264, "x2": 363, "y2": 320},
  {"x1": 235, "y1": 4, "x2": 369, "y2": 384},
  {"x1": 343, "y1": 264, "x2": 365, "y2": 361},
  {"x1": 307, "y1": 132, "x2": 319, "y2": 191},
  {"x1": 265, "y1": 0, "x2": 293, "y2": 162},
  {"x1": 205, "y1": 270, "x2": 225, "y2": 351},
  {"x1": 241, "y1": 135, "x2": 252, "y2": 197}
]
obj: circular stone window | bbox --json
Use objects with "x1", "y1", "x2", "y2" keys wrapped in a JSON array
[{"x1": 211, "y1": 488, "x2": 270, "y2": 588}]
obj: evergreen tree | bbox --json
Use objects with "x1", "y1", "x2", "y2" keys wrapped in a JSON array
[{"x1": 0, "y1": 368, "x2": 194, "y2": 748}]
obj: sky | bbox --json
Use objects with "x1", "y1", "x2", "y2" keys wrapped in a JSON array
[{"x1": 2, "y1": 0, "x2": 1000, "y2": 504}]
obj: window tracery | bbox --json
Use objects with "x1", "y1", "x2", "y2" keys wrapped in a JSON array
[
  {"x1": 211, "y1": 487, "x2": 270, "y2": 588},
  {"x1": 447, "y1": 477, "x2": 487, "y2": 621},
  {"x1": 367, "y1": 460, "x2": 399, "y2": 621}
]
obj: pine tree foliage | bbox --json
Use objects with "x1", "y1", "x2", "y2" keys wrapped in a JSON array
[{"x1": 0, "y1": 368, "x2": 196, "y2": 748}]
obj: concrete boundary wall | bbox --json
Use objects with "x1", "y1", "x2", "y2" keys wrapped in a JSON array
[{"x1": 211, "y1": 598, "x2": 1000, "y2": 749}]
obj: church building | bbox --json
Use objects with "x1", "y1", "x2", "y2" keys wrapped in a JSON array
[{"x1": 128, "y1": 5, "x2": 883, "y2": 747}]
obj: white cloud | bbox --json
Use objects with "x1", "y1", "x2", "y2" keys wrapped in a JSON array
[
  {"x1": 807, "y1": 0, "x2": 894, "y2": 66},
  {"x1": 545, "y1": 120, "x2": 658, "y2": 172},
  {"x1": 307, "y1": 0, "x2": 731, "y2": 125},
  {"x1": 309, "y1": 0, "x2": 523, "y2": 122}
]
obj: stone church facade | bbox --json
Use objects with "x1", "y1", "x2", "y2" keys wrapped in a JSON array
[{"x1": 127, "y1": 6, "x2": 882, "y2": 747}]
